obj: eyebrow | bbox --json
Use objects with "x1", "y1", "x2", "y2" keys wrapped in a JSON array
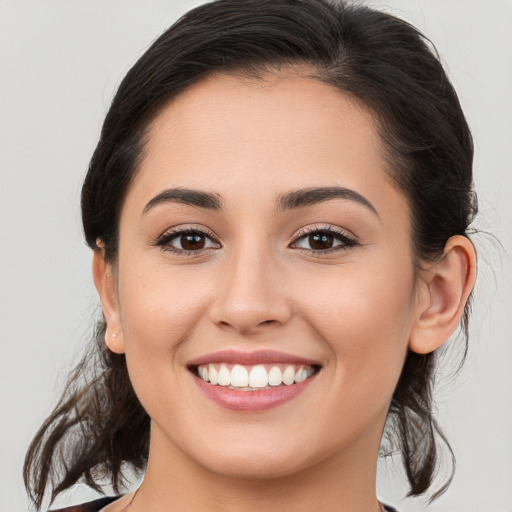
[
  {"x1": 143, "y1": 187, "x2": 222, "y2": 214},
  {"x1": 143, "y1": 185, "x2": 378, "y2": 217},
  {"x1": 276, "y1": 186, "x2": 379, "y2": 216}
]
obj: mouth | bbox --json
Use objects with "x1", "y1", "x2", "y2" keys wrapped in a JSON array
[
  {"x1": 192, "y1": 363, "x2": 319, "y2": 391},
  {"x1": 187, "y1": 350, "x2": 321, "y2": 410}
]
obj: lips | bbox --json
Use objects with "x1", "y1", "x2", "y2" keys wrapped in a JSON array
[
  {"x1": 188, "y1": 349, "x2": 320, "y2": 367},
  {"x1": 187, "y1": 350, "x2": 321, "y2": 410}
]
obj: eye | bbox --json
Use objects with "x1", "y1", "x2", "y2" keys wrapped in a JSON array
[
  {"x1": 291, "y1": 226, "x2": 358, "y2": 253},
  {"x1": 155, "y1": 227, "x2": 221, "y2": 254}
]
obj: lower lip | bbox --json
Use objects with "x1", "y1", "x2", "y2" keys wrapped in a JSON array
[{"x1": 192, "y1": 373, "x2": 317, "y2": 411}]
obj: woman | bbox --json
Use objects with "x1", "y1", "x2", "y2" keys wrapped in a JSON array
[{"x1": 24, "y1": 0, "x2": 477, "y2": 510}]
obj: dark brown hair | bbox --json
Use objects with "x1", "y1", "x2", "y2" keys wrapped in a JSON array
[{"x1": 24, "y1": 0, "x2": 476, "y2": 508}]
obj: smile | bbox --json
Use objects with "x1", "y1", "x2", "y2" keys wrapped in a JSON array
[
  {"x1": 196, "y1": 363, "x2": 316, "y2": 390},
  {"x1": 188, "y1": 350, "x2": 321, "y2": 410}
]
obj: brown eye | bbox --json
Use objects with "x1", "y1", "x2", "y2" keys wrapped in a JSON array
[
  {"x1": 180, "y1": 233, "x2": 206, "y2": 250},
  {"x1": 292, "y1": 227, "x2": 357, "y2": 253},
  {"x1": 309, "y1": 233, "x2": 335, "y2": 250},
  {"x1": 156, "y1": 228, "x2": 220, "y2": 254}
]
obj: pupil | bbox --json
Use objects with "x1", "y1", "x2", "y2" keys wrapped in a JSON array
[
  {"x1": 310, "y1": 233, "x2": 333, "y2": 250},
  {"x1": 182, "y1": 234, "x2": 205, "y2": 250}
]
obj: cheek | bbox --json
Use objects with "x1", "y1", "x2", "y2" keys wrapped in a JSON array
[
  {"x1": 302, "y1": 257, "x2": 415, "y2": 396},
  {"x1": 114, "y1": 255, "x2": 215, "y2": 428},
  {"x1": 116, "y1": 254, "x2": 212, "y2": 357}
]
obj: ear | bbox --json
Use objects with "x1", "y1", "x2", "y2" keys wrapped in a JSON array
[
  {"x1": 409, "y1": 235, "x2": 477, "y2": 354},
  {"x1": 92, "y1": 245, "x2": 125, "y2": 354}
]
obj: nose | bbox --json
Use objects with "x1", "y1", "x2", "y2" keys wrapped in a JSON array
[{"x1": 208, "y1": 244, "x2": 292, "y2": 335}]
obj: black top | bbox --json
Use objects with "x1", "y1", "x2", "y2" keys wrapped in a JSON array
[
  {"x1": 49, "y1": 497, "x2": 118, "y2": 512},
  {"x1": 50, "y1": 496, "x2": 398, "y2": 511}
]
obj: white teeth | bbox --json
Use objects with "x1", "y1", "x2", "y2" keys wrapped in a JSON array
[
  {"x1": 230, "y1": 364, "x2": 249, "y2": 387},
  {"x1": 249, "y1": 365, "x2": 268, "y2": 388},
  {"x1": 218, "y1": 364, "x2": 231, "y2": 386},
  {"x1": 294, "y1": 368, "x2": 308, "y2": 383},
  {"x1": 282, "y1": 365, "x2": 295, "y2": 385},
  {"x1": 197, "y1": 363, "x2": 316, "y2": 389},
  {"x1": 208, "y1": 364, "x2": 218, "y2": 385},
  {"x1": 268, "y1": 366, "x2": 283, "y2": 386}
]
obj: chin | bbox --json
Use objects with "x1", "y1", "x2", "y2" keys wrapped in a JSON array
[{"x1": 199, "y1": 450, "x2": 311, "y2": 481}]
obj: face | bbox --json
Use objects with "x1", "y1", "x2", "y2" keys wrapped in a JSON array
[{"x1": 105, "y1": 72, "x2": 421, "y2": 480}]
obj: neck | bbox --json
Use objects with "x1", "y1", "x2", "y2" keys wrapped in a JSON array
[{"x1": 131, "y1": 422, "x2": 384, "y2": 512}]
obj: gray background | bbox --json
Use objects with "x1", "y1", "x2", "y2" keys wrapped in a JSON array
[{"x1": 1, "y1": 1, "x2": 511, "y2": 511}]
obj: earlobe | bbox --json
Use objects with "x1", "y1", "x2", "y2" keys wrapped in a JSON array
[
  {"x1": 92, "y1": 246, "x2": 125, "y2": 354},
  {"x1": 409, "y1": 235, "x2": 477, "y2": 355},
  {"x1": 104, "y1": 328, "x2": 124, "y2": 354}
]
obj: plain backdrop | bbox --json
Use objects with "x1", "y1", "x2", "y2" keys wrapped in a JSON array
[{"x1": 1, "y1": 1, "x2": 511, "y2": 511}]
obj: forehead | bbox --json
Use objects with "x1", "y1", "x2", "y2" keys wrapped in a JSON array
[
  {"x1": 145, "y1": 72, "x2": 382, "y2": 173},
  {"x1": 125, "y1": 71, "x2": 407, "y2": 224}
]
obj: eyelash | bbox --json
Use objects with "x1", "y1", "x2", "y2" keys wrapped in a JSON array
[
  {"x1": 154, "y1": 226, "x2": 220, "y2": 255},
  {"x1": 291, "y1": 225, "x2": 358, "y2": 254},
  {"x1": 154, "y1": 225, "x2": 358, "y2": 255}
]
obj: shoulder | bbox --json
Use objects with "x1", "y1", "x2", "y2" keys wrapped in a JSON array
[{"x1": 49, "y1": 496, "x2": 119, "y2": 512}]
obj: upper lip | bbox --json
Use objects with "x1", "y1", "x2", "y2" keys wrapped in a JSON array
[{"x1": 187, "y1": 349, "x2": 322, "y2": 367}]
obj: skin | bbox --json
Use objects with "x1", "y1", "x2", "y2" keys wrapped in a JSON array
[{"x1": 94, "y1": 72, "x2": 476, "y2": 512}]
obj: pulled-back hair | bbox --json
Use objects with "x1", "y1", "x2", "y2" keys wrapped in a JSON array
[{"x1": 24, "y1": 0, "x2": 476, "y2": 508}]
